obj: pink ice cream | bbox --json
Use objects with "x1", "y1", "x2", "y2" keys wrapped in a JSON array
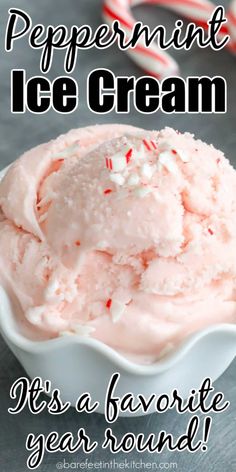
[{"x1": 0, "y1": 124, "x2": 236, "y2": 362}]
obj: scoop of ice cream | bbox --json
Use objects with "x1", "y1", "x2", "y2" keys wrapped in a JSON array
[{"x1": 0, "y1": 124, "x2": 236, "y2": 362}]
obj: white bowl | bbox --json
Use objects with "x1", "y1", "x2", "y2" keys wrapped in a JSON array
[{"x1": 0, "y1": 165, "x2": 236, "y2": 415}]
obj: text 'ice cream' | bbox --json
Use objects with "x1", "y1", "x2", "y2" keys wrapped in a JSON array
[{"x1": 0, "y1": 124, "x2": 236, "y2": 362}]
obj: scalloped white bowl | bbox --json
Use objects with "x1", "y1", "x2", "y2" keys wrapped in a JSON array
[{"x1": 0, "y1": 165, "x2": 236, "y2": 415}]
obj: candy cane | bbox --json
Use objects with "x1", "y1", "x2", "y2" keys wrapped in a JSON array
[
  {"x1": 228, "y1": 0, "x2": 236, "y2": 52},
  {"x1": 102, "y1": 0, "x2": 231, "y2": 78}
]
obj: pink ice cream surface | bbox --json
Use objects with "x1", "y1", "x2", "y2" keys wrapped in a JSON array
[{"x1": 0, "y1": 124, "x2": 236, "y2": 362}]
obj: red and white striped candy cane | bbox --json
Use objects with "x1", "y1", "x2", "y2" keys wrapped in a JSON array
[
  {"x1": 102, "y1": 0, "x2": 230, "y2": 78},
  {"x1": 228, "y1": 0, "x2": 236, "y2": 52}
]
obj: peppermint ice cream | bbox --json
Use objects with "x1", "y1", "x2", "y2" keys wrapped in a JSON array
[{"x1": 0, "y1": 124, "x2": 236, "y2": 362}]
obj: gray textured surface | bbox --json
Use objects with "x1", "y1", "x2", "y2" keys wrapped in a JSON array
[{"x1": 0, "y1": 1, "x2": 236, "y2": 471}]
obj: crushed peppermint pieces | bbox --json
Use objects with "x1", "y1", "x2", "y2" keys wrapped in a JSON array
[
  {"x1": 75, "y1": 240, "x2": 81, "y2": 246},
  {"x1": 104, "y1": 188, "x2": 113, "y2": 195},
  {"x1": 140, "y1": 163, "x2": 154, "y2": 180},
  {"x1": 127, "y1": 173, "x2": 140, "y2": 186},
  {"x1": 158, "y1": 151, "x2": 178, "y2": 173},
  {"x1": 142, "y1": 139, "x2": 157, "y2": 151},
  {"x1": 208, "y1": 228, "x2": 214, "y2": 235},
  {"x1": 105, "y1": 147, "x2": 133, "y2": 173},
  {"x1": 105, "y1": 297, "x2": 129, "y2": 323},
  {"x1": 106, "y1": 298, "x2": 112, "y2": 309},
  {"x1": 176, "y1": 149, "x2": 189, "y2": 163},
  {"x1": 102, "y1": 138, "x2": 190, "y2": 199},
  {"x1": 111, "y1": 153, "x2": 128, "y2": 172},
  {"x1": 125, "y1": 148, "x2": 133, "y2": 163},
  {"x1": 105, "y1": 157, "x2": 113, "y2": 170},
  {"x1": 110, "y1": 173, "x2": 125, "y2": 186},
  {"x1": 150, "y1": 140, "x2": 158, "y2": 150}
]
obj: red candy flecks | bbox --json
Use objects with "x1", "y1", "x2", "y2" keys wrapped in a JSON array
[
  {"x1": 104, "y1": 189, "x2": 113, "y2": 195},
  {"x1": 106, "y1": 298, "x2": 112, "y2": 309},
  {"x1": 125, "y1": 148, "x2": 133, "y2": 163},
  {"x1": 105, "y1": 157, "x2": 113, "y2": 170}
]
